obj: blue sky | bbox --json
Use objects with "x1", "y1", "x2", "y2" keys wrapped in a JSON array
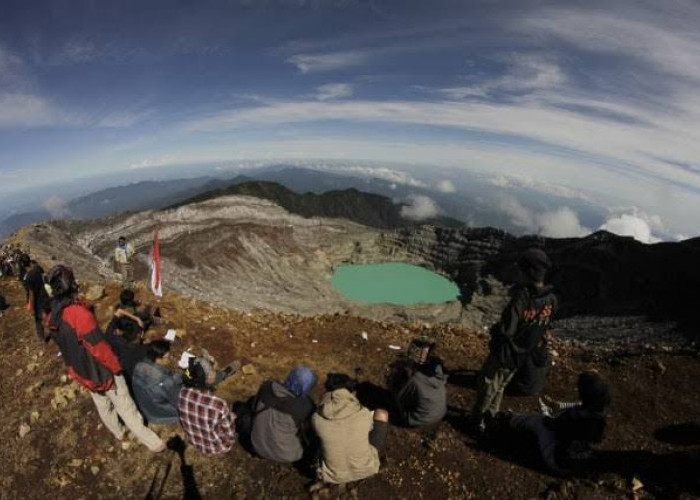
[{"x1": 1, "y1": 0, "x2": 700, "y2": 239}]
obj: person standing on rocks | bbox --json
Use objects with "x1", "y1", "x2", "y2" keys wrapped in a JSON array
[
  {"x1": 46, "y1": 265, "x2": 165, "y2": 452},
  {"x1": 23, "y1": 259, "x2": 51, "y2": 343},
  {"x1": 471, "y1": 248, "x2": 558, "y2": 432},
  {"x1": 114, "y1": 236, "x2": 135, "y2": 288}
]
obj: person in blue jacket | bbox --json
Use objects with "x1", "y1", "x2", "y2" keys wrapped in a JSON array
[{"x1": 132, "y1": 340, "x2": 183, "y2": 425}]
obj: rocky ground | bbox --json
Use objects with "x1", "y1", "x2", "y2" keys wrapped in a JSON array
[{"x1": 1, "y1": 275, "x2": 699, "y2": 500}]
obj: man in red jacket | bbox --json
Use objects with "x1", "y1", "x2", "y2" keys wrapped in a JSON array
[{"x1": 47, "y1": 265, "x2": 165, "y2": 452}]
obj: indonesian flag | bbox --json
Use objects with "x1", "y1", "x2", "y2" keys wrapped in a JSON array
[{"x1": 149, "y1": 230, "x2": 162, "y2": 298}]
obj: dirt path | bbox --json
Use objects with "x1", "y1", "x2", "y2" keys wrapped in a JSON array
[{"x1": 1, "y1": 278, "x2": 698, "y2": 499}]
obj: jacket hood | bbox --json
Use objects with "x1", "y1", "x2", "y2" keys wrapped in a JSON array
[
  {"x1": 415, "y1": 365, "x2": 448, "y2": 389},
  {"x1": 317, "y1": 388, "x2": 363, "y2": 420}
]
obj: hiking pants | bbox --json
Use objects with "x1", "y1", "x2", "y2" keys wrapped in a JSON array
[
  {"x1": 369, "y1": 420, "x2": 388, "y2": 451},
  {"x1": 90, "y1": 374, "x2": 164, "y2": 452},
  {"x1": 509, "y1": 413, "x2": 562, "y2": 474},
  {"x1": 472, "y1": 360, "x2": 516, "y2": 419},
  {"x1": 117, "y1": 262, "x2": 133, "y2": 288}
]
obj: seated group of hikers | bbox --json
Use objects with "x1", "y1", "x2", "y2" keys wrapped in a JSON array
[{"x1": 35, "y1": 247, "x2": 612, "y2": 489}]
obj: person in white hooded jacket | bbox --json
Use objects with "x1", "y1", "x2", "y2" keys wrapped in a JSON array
[{"x1": 311, "y1": 373, "x2": 389, "y2": 486}]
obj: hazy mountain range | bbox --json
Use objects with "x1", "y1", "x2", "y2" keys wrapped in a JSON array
[{"x1": 0, "y1": 164, "x2": 615, "y2": 239}]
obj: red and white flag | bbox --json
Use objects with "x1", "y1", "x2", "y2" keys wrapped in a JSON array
[{"x1": 149, "y1": 230, "x2": 162, "y2": 298}]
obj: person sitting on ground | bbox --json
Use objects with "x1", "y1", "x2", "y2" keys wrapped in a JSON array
[
  {"x1": 311, "y1": 373, "x2": 389, "y2": 487},
  {"x1": 250, "y1": 366, "x2": 317, "y2": 464},
  {"x1": 104, "y1": 320, "x2": 149, "y2": 384},
  {"x1": 502, "y1": 370, "x2": 611, "y2": 476},
  {"x1": 393, "y1": 356, "x2": 448, "y2": 428},
  {"x1": 107, "y1": 289, "x2": 154, "y2": 340},
  {"x1": 178, "y1": 356, "x2": 237, "y2": 455},
  {"x1": 132, "y1": 340, "x2": 183, "y2": 425},
  {"x1": 46, "y1": 265, "x2": 165, "y2": 452}
]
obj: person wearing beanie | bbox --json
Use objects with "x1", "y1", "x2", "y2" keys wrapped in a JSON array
[
  {"x1": 178, "y1": 356, "x2": 237, "y2": 455},
  {"x1": 46, "y1": 265, "x2": 165, "y2": 452},
  {"x1": 472, "y1": 247, "x2": 558, "y2": 431},
  {"x1": 250, "y1": 366, "x2": 318, "y2": 464}
]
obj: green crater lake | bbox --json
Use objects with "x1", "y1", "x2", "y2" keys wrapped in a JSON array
[{"x1": 331, "y1": 263, "x2": 460, "y2": 305}]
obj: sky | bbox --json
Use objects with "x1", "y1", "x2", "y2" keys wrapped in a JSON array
[{"x1": 1, "y1": 0, "x2": 699, "y2": 240}]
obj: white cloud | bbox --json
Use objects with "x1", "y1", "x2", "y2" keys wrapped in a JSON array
[
  {"x1": 400, "y1": 194, "x2": 440, "y2": 221},
  {"x1": 599, "y1": 214, "x2": 662, "y2": 244},
  {"x1": 0, "y1": 93, "x2": 66, "y2": 128},
  {"x1": 498, "y1": 196, "x2": 590, "y2": 238},
  {"x1": 440, "y1": 54, "x2": 566, "y2": 98},
  {"x1": 127, "y1": 155, "x2": 176, "y2": 170},
  {"x1": 308, "y1": 163, "x2": 427, "y2": 187},
  {"x1": 435, "y1": 179, "x2": 456, "y2": 193},
  {"x1": 535, "y1": 207, "x2": 590, "y2": 238},
  {"x1": 287, "y1": 51, "x2": 368, "y2": 73},
  {"x1": 315, "y1": 83, "x2": 353, "y2": 101}
]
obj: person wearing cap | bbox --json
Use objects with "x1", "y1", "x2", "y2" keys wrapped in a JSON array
[
  {"x1": 46, "y1": 265, "x2": 165, "y2": 452},
  {"x1": 250, "y1": 366, "x2": 317, "y2": 464},
  {"x1": 471, "y1": 247, "x2": 558, "y2": 432},
  {"x1": 178, "y1": 356, "x2": 237, "y2": 455},
  {"x1": 114, "y1": 236, "x2": 135, "y2": 288}
]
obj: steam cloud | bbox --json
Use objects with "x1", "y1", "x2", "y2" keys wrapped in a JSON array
[
  {"x1": 435, "y1": 179, "x2": 456, "y2": 193},
  {"x1": 43, "y1": 195, "x2": 70, "y2": 218},
  {"x1": 598, "y1": 214, "x2": 661, "y2": 244},
  {"x1": 401, "y1": 194, "x2": 440, "y2": 221},
  {"x1": 498, "y1": 197, "x2": 591, "y2": 238}
]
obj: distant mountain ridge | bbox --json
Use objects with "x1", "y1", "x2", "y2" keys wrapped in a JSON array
[{"x1": 171, "y1": 180, "x2": 464, "y2": 229}]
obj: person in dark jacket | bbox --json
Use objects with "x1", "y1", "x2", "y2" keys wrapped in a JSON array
[
  {"x1": 106, "y1": 289, "x2": 154, "y2": 341},
  {"x1": 132, "y1": 340, "x2": 183, "y2": 425},
  {"x1": 394, "y1": 357, "x2": 448, "y2": 427},
  {"x1": 46, "y1": 265, "x2": 165, "y2": 452},
  {"x1": 104, "y1": 328, "x2": 149, "y2": 383},
  {"x1": 250, "y1": 366, "x2": 317, "y2": 463},
  {"x1": 23, "y1": 259, "x2": 50, "y2": 342},
  {"x1": 505, "y1": 370, "x2": 611, "y2": 475},
  {"x1": 472, "y1": 248, "x2": 558, "y2": 431}
]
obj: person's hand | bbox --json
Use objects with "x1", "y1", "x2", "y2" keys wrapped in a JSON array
[{"x1": 136, "y1": 318, "x2": 145, "y2": 329}]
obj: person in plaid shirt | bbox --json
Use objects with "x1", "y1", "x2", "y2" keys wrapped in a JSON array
[{"x1": 178, "y1": 356, "x2": 236, "y2": 455}]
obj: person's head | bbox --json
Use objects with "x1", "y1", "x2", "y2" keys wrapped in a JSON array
[
  {"x1": 324, "y1": 373, "x2": 358, "y2": 393},
  {"x1": 183, "y1": 356, "x2": 216, "y2": 390},
  {"x1": 20, "y1": 254, "x2": 31, "y2": 267},
  {"x1": 146, "y1": 339, "x2": 171, "y2": 363},
  {"x1": 119, "y1": 289, "x2": 136, "y2": 307},
  {"x1": 118, "y1": 236, "x2": 126, "y2": 247},
  {"x1": 46, "y1": 265, "x2": 78, "y2": 299},
  {"x1": 284, "y1": 366, "x2": 317, "y2": 397},
  {"x1": 577, "y1": 370, "x2": 611, "y2": 413},
  {"x1": 518, "y1": 248, "x2": 551, "y2": 284}
]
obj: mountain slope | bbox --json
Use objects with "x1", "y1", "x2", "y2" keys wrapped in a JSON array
[{"x1": 171, "y1": 180, "x2": 464, "y2": 229}]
